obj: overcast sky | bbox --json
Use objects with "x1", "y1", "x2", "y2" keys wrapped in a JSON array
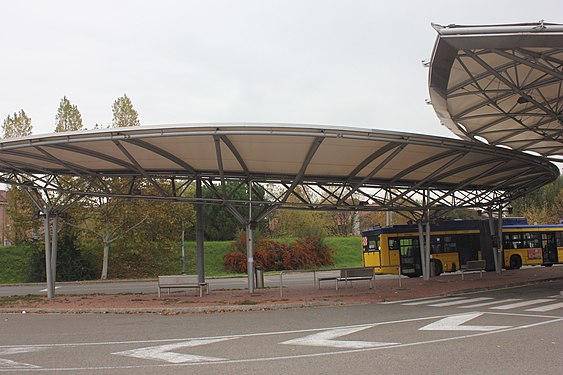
[{"x1": 1, "y1": 0, "x2": 561, "y2": 138}]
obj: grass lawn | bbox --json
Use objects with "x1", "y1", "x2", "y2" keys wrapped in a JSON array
[
  {"x1": 0, "y1": 237, "x2": 363, "y2": 283},
  {"x1": 325, "y1": 236, "x2": 363, "y2": 268},
  {"x1": 0, "y1": 246, "x2": 32, "y2": 284}
]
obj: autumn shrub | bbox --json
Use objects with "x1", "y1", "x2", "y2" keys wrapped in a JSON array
[{"x1": 222, "y1": 234, "x2": 334, "y2": 273}]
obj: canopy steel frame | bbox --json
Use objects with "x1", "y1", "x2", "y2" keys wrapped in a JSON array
[
  {"x1": 0, "y1": 123, "x2": 558, "y2": 296},
  {"x1": 429, "y1": 21, "x2": 563, "y2": 162}
]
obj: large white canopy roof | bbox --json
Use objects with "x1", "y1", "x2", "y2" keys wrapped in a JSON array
[
  {"x1": 428, "y1": 21, "x2": 563, "y2": 162},
  {"x1": 0, "y1": 123, "x2": 557, "y2": 216}
]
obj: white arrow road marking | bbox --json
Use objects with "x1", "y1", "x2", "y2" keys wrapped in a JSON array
[
  {"x1": 113, "y1": 338, "x2": 236, "y2": 363},
  {"x1": 419, "y1": 312, "x2": 510, "y2": 331},
  {"x1": 280, "y1": 325, "x2": 399, "y2": 349},
  {"x1": 0, "y1": 347, "x2": 45, "y2": 369}
]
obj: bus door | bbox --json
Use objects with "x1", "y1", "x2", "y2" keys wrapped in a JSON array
[
  {"x1": 541, "y1": 233, "x2": 558, "y2": 265},
  {"x1": 362, "y1": 235, "x2": 380, "y2": 268},
  {"x1": 399, "y1": 237, "x2": 422, "y2": 277}
]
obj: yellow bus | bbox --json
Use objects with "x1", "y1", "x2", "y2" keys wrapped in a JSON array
[{"x1": 362, "y1": 218, "x2": 563, "y2": 277}]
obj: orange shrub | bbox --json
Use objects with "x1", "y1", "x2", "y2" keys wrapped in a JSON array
[{"x1": 223, "y1": 234, "x2": 334, "y2": 273}]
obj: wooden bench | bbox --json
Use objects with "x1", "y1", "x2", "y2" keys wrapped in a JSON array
[
  {"x1": 336, "y1": 267, "x2": 375, "y2": 290},
  {"x1": 460, "y1": 260, "x2": 486, "y2": 280},
  {"x1": 157, "y1": 275, "x2": 209, "y2": 297}
]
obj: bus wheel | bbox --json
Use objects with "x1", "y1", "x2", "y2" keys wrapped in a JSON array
[
  {"x1": 406, "y1": 274, "x2": 421, "y2": 278},
  {"x1": 509, "y1": 255, "x2": 522, "y2": 270},
  {"x1": 544, "y1": 264, "x2": 553, "y2": 267}
]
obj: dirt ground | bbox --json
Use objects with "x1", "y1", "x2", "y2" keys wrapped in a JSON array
[{"x1": 2, "y1": 266, "x2": 562, "y2": 314}]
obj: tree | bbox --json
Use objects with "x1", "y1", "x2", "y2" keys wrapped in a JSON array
[
  {"x1": 55, "y1": 96, "x2": 83, "y2": 132},
  {"x1": 112, "y1": 94, "x2": 140, "y2": 127},
  {"x1": 5, "y1": 188, "x2": 39, "y2": 244},
  {"x1": 2, "y1": 110, "x2": 38, "y2": 244},
  {"x1": 2, "y1": 110, "x2": 32, "y2": 138},
  {"x1": 72, "y1": 95, "x2": 140, "y2": 279},
  {"x1": 69, "y1": 195, "x2": 148, "y2": 280},
  {"x1": 202, "y1": 182, "x2": 267, "y2": 241},
  {"x1": 512, "y1": 177, "x2": 562, "y2": 224}
]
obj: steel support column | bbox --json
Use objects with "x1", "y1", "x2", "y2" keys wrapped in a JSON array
[
  {"x1": 425, "y1": 220, "x2": 431, "y2": 281},
  {"x1": 497, "y1": 207, "x2": 504, "y2": 275},
  {"x1": 43, "y1": 210, "x2": 54, "y2": 299},
  {"x1": 51, "y1": 215, "x2": 59, "y2": 284},
  {"x1": 195, "y1": 177, "x2": 205, "y2": 284},
  {"x1": 418, "y1": 221, "x2": 427, "y2": 279},
  {"x1": 246, "y1": 222, "x2": 255, "y2": 294},
  {"x1": 487, "y1": 210, "x2": 500, "y2": 274},
  {"x1": 247, "y1": 181, "x2": 255, "y2": 294}
]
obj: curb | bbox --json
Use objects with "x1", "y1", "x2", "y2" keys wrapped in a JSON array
[
  {"x1": 0, "y1": 301, "x2": 348, "y2": 315},
  {"x1": 2, "y1": 274, "x2": 561, "y2": 315}
]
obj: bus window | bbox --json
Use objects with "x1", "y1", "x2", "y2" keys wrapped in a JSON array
[
  {"x1": 399, "y1": 238, "x2": 419, "y2": 256},
  {"x1": 365, "y1": 236, "x2": 379, "y2": 252},
  {"x1": 430, "y1": 236, "x2": 443, "y2": 254},
  {"x1": 444, "y1": 236, "x2": 457, "y2": 252},
  {"x1": 523, "y1": 232, "x2": 540, "y2": 248},
  {"x1": 388, "y1": 238, "x2": 400, "y2": 251}
]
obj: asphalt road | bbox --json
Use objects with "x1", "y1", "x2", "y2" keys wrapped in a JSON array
[
  {"x1": 1, "y1": 280, "x2": 562, "y2": 374},
  {"x1": 0, "y1": 271, "x2": 402, "y2": 297}
]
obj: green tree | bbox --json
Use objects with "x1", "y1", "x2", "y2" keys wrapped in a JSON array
[
  {"x1": 2, "y1": 110, "x2": 37, "y2": 244},
  {"x1": 512, "y1": 177, "x2": 562, "y2": 224},
  {"x1": 27, "y1": 224, "x2": 97, "y2": 282},
  {"x1": 55, "y1": 96, "x2": 83, "y2": 132},
  {"x1": 6, "y1": 189, "x2": 39, "y2": 244},
  {"x1": 112, "y1": 94, "x2": 140, "y2": 127},
  {"x1": 202, "y1": 182, "x2": 267, "y2": 241},
  {"x1": 70, "y1": 195, "x2": 148, "y2": 280},
  {"x1": 73, "y1": 95, "x2": 140, "y2": 279},
  {"x1": 2, "y1": 110, "x2": 32, "y2": 138}
]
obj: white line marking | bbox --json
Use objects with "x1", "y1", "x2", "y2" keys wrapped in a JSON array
[
  {"x1": 39, "y1": 287, "x2": 60, "y2": 293},
  {"x1": 525, "y1": 301, "x2": 563, "y2": 312},
  {"x1": 402, "y1": 297, "x2": 466, "y2": 306},
  {"x1": 280, "y1": 325, "x2": 398, "y2": 349},
  {"x1": 490, "y1": 299, "x2": 554, "y2": 310},
  {"x1": 419, "y1": 312, "x2": 510, "y2": 331},
  {"x1": 113, "y1": 338, "x2": 235, "y2": 363},
  {"x1": 0, "y1": 314, "x2": 448, "y2": 351},
  {"x1": 458, "y1": 298, "x2": 522, "y2": 309},
  {"x1": 429, "y1": 297, "x2": 493, "y2": 307},
  {"x1": 5, "y1": 316, "x2": 561, "y2": 372}
]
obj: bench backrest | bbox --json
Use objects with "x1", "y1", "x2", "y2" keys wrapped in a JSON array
[
  {"x1": 340, "y1": 267, "x2": 374, "y2": 278},
  {"x1": 465, "y1": 260, "x2": 486, "y2": 269},
  {"x1": 158, "y1": 275, "x2": 195, "y2": 286}
]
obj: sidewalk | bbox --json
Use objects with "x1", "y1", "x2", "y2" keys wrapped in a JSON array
[{"x1": 1, "y1": 266, "x2": 562, "y2": 314}]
